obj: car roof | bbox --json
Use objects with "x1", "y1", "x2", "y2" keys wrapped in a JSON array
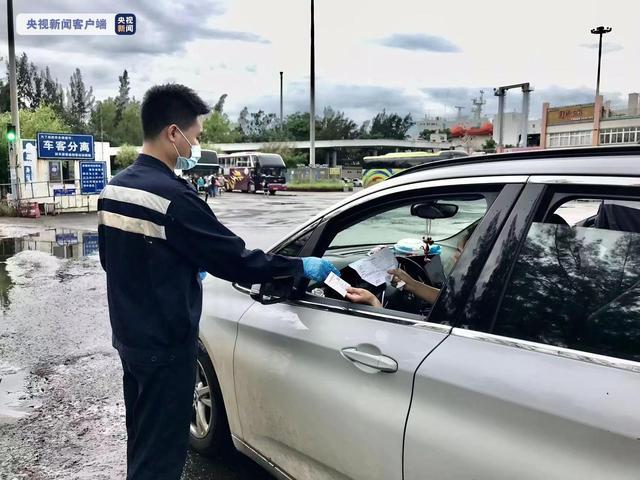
[{"x1": 273, "y1": 146, "x2": 640, "y2": 250}]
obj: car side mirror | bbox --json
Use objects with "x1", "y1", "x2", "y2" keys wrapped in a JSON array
[
  {"x1": 411, "y1": 202, "x2": 459, "y2": 219},
  {"x1": 250, "y1": 277, "x2": 294, "y2": 305}
]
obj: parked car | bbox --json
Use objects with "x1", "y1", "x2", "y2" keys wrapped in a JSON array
[
  {"x1": 192, "y1": 146, "x2": 640, "y2": 480},
  {"x1": 352, "y1": 178, "x2": 363, "y2": 187}
]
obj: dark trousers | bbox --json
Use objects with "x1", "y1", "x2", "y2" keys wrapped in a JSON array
[{"x1": 120, "y1": 355, "x2": 197, "y2": 480}]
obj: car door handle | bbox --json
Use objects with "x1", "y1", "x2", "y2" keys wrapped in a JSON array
[{"x1": 340, "y1": 348, "x2": 398, "y2": 373}]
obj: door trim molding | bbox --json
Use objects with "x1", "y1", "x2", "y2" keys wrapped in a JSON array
[
  {"x1": 232, "y1": 434, "x2": 295, "y2": 480},
  {"x1": 452, "y1": 328, "x2": 640, "y2": 374}
]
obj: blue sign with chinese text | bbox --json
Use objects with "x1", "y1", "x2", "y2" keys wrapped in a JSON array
[
  {"x1": 53, "y1": 188, "x2": 76, "y2": 197},
  {"x1": 37, "y1": 132, "x2": 94, "y2": 160},
  {"x1": 80, "y1": 161, "x2": 107, "y2": 195},
  {"x1": 82, "y1": 232, "x2": 99, "y2": 257},
  {"x1": 56, "y1": 232, "x2": 78, "y2": 246}
]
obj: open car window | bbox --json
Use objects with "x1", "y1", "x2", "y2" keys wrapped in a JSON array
[{"x1": 308, "y1": 194, "x2": 492, "y2": 318}]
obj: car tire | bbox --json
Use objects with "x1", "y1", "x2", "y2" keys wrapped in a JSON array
[{"x1": 189, "y1": 341, "x2": 231, "y2": 456}]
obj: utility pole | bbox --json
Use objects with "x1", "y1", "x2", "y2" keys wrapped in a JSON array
[
  {"x1": 454, "y1": 106, "x2": 464, "y2": 122},
  {"x1": 279, "y1": 71, "x2": 284, "y2": 128},
  {"x1": 309, "y1": 0, "x2": 316, "y2": 168},
  {"x1": 7, "y1": 0, "x2": 21, "y2": 200},
  {"x1": 590, "y1": 26, "x2": 612, "y2": 99}
]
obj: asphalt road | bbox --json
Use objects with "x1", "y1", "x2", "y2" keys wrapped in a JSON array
[{"x1": 0, "y1": 190, "x2": 354, "y2": 480}]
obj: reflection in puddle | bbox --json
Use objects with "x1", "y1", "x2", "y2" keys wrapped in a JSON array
[
  {"x1": 0, "y1": 366, "x2": 39, "y2": 424},
  {"x1": 0, "y1": 229, "x2": 98, "y2": 312}
]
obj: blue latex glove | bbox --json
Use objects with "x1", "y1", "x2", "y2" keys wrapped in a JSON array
[
  {"x1": 428, "y1": 245, "x2": 442, "y2": 255},
  {"x1": 198, "y1": 269, "x2": 207, "y2": 281},
  {"x1": 302, "y1": 257, "x2": 341, "y2": 282}
]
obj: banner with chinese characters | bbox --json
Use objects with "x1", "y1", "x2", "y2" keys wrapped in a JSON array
[
  {"x1": 16, "y1": 13, "x2": 136, "y2": 36},
  {"x1": 37, "y1": 133, "x2": 94, "y2": 160}
]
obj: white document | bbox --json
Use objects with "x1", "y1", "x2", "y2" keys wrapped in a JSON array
[
  {"x1": 349, "y1": 247, "x2": 399, "y2": 286},
  {"x1": 324, "y1": 271, "x2": 351, "y2": 297}
]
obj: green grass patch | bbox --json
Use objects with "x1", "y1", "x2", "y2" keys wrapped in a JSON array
[{"x1": 288, "y1": 181, "x2": 350, "y2": 192}]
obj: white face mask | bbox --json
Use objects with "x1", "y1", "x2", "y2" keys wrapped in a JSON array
[{"x1": 172, "y1": 127, "x2": 201, "y2": 170}]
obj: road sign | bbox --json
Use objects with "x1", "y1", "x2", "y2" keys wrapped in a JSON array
[
  {"x1": 37, "y1": 132, "x2": 94, "y2": 160},
  {"x1": 80, "y1": 161, "x2": 106, "y2": 195}
]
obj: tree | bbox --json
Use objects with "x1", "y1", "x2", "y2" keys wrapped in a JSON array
[
  {"x1": 0, "y1": 106, "x2": 70, "y2": 184},
  {"x1": 482, "y1": 138, "x2": 497, "y2": 151},
  {"x1": 284, "y1": 112, "x2": 310, "y2": 140},
  {"x1": 16, "y1": 53, "x2": 33, "y2": 109},
  {"x1": 419, "y1": 128, "x2": 436, "y2": 140},
  {"x1": 89, "y1": 98, "x2": 118, "y2": 145},
  {"x1": 115, "y1": 69, "x2": 130, "y2": 125},
  {"x1": 316, "y1": 107, "x2": 357, "y2": 140},
  {"x1": 66, "y1": 68, "x2": 94, "y2": 132},
  {"x1": 41, "y1": 67, "x2": 64, "y2": 114},
  {"x1": 213, "y1": 94, "x2": 227, "y2": 114},
  {"x1": 202, "y1": 111, "x2": 240, "y2": 144},
  {"x1": 236, "y1": 108, "x2": 278, "y2": 142},
  {"x1": 115, "y1": 144, "x2": 138, "y2": 169},
  {"x1": 368, "y1": 110, "x2": 414, "y2": 139},
  {"x1": 115, "y1": 102, "x2": 143, "y2": 146},
  {"x1": 0, "y1": 80, "x2": 10, "y2": 113}
]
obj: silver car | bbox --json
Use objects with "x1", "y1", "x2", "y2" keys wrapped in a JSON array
[{"x1": 191, "y1": 146, "x2": 640, "y2": 479}]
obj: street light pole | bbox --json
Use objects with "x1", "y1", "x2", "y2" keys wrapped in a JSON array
[
  {"x1": 590, "y1": 26, "x2": 612, "y2": 99},
  {"x1": 309, "y1": 0, "x2": 316, "y2": 168},
  {"x1": 7, "y1": 0, "x2": 21, "y2": 200},
  {"x1": 279, "y1": 71, "x2": 284, "y2": 129}
]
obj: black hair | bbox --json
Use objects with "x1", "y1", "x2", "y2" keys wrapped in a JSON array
[{"x1": 140, "y1": 83, "x2": 210, "y2": 140}]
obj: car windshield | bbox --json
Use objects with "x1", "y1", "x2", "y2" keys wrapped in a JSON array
[{"x1": 330, "y1": 197, "x2": 487, "y2": 249}]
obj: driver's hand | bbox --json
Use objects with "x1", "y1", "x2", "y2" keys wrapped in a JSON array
[
  {"x1": 346, "y1": 287, "x2": 382, "y2": 308},
  {"x1": 388, "y1": 268, "x2": 418, "y2": 292}
]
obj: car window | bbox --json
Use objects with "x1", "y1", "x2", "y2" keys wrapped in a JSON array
[
  {"x1": 493, "y1": 197, "x2": 640, "y2": 362},
  {"x1": 329, "y1": 197, "x2": 487, "y2": 249}
]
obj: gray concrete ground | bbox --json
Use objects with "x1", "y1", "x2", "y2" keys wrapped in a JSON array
[{"x1": 0, "y1": 190, "x2": 354, "y2": 480}]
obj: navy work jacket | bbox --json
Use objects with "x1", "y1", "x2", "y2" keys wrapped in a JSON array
[{"x1": 98, "y1": 154, "x2": 303, "y2": 364}]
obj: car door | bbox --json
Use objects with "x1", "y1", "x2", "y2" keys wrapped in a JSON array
[
  {"x1": 404, "y1": 177, "x2": 640, "y2": 480},
  {"x1": 233, "y1": 178, "x2": 524, "y2": 480}
]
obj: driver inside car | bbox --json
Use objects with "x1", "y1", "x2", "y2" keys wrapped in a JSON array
[{"x1": 345, "y1": 236, "x2": 469, "y2": 309}]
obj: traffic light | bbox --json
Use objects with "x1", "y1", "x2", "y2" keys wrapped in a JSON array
[{"x1": 5, "y1": 123, "x2": 16, "y2": 143}]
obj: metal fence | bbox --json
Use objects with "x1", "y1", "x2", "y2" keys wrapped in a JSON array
[
  {"x1": 0, "y1": 178, "x2": 99, "y2": 215},
  {"x1": 287, "y1": 166, "x2": 343, "y2": 184}
]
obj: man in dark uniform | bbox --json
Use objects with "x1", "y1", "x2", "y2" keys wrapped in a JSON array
[{"x1": 98, "y1": 84, "x2": 338, "y2": 480}]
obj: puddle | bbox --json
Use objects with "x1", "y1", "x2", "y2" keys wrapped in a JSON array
[
  {"x1": 0, "y1": 365, "x2": 40, "y2": 424},
  {"x1": 0, "y1": 229, "x2": 99, "y2": 313}
]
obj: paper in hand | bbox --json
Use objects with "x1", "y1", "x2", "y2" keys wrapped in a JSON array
[
  {"x1": 324, "y1": 271, "x2": 351, "y2": 297},
  {"x1": 349, "y1": 247, "x2": 398, "y2": 286}
]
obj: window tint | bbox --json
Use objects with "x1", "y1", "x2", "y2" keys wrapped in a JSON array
[
  {"x1": 330, "y1": 197, "x2": 487, "y2": 248},
  {"x1": 494, "y1": 198, "x2": 640, "y2": 362}
]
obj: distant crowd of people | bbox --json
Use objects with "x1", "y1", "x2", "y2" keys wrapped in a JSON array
[{"x1": 184, "y1": 174, "x2": 226, "y2": 201}]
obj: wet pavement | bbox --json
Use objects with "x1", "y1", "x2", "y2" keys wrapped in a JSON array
[{"x1": 0, "y1": 191, "x2": 354, "y2": 480}]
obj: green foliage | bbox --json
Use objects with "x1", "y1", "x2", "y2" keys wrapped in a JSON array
[
  {"x1": 202, "y1": 111, "x2": 240, "y2": 144},
  {"x1": 0, "y1": 106, "x2": 70, "y2": 184},
  {"x1": 283, "y1": 112, "x2": 310, "y2": 140},
  {"x1": 287, "y1": 180, "x2": 345, "y2": 191},
  {"x1": 115, "y1": 69, "x2": 130, "y2": 125},
  {"x1": 260, "y1": 144, "x2": 308, "y2": 168},
  {"x1": 419, "y1": 128, "x2": 436, "y2": 140},
  {"x1": 88, "y1": 98, "x2": 142, "y2": 147},
  {"x1": 65, "y1": 68, "x2": 94, "y2": 132},
  {"x1": 115, "y1": 144, "x2": 138, "y2": 169},
  {"x1": 482, "y1": 138, "x2": 497, "y2": 150},
  {"x1": 367, "y1": 110, "x2": 414, "y2": 139}
]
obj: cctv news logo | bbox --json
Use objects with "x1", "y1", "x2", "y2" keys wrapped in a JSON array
[{"x1": 16, "y1": 13, "x2": 136, "y2": 36}]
